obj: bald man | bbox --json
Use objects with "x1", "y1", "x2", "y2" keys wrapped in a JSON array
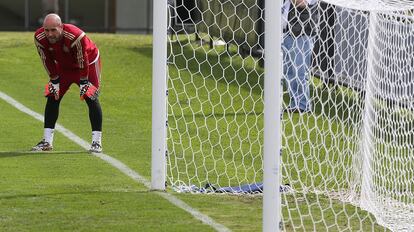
[{"x1": 32, "y1": 14, "x2": 103, "y2": 153}]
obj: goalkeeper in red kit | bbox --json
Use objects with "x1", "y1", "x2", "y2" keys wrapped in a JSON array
[{"x1": 32, "y1": 13, "x2": 103, "y2": 153}]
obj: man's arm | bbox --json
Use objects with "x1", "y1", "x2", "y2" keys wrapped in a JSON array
[
  {"x1": 34, "y1": 36, "x2": 60, "y2": 100},
  {"x1": 71, "y1": 33, "x2": 99, "y2": 100},
  {"x1": 34, "y1": 37, "x2": 58, "y2": 79},
  {"x1": 71, "y1": 32, "x2": 90, "y2": 81}
]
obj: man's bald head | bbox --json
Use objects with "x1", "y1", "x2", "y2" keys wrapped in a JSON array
[
  {"x1": 43, "y1": 14, "x2": 63, "y2": 44},
  {"x1": 43, "y1": 13, "x2": 62, "y2": 27}
]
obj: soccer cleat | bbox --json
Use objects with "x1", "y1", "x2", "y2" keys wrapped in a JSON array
[
  {"x1": 31, "y1": 139, "x2": 53, "y2": 151},
  {"x1": 89, "y1": 141, "x2": 102, "y2": 153}
]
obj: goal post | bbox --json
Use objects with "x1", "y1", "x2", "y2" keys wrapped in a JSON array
[
  {"x1": 151, "y1": 0, "x2": 168, "y2": 191},
  {"x1": 262, "y1": 0, "x2": 283, "y2": 231},
  {"x1": 152, "y1": 0, "x2": 414, "y2": 231}
]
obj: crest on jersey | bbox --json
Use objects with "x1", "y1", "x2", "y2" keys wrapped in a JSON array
[{"x1": 63, "y1": 45, "x2": 70, "y2": 53}]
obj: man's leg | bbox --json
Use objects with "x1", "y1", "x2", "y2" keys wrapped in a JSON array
[
  {"x1": 32, "y1": 96, "x2": 62, "y2": 151},
  {"x1": 294, "y1": 36, "x2": 313, "y2": 112},
  {"x1": 44, "y1": 95, "x2": 61, "y2": 129},
  {"x1": 32, "y1": 72, "x2": 72, "y2": 151},
  {"x1": 85, "y1": 97, "x2": 103, "y2": 153},
  {"x1": 85, "y1": 58, "x2": 103, "y2": 152},
  {"x1": 85, "y1": 97, "x2": 102, "y2": 131},
  {"x1": 283, "y1": 35, "x2": 300, "y2": 110},
  {"x1": 298, "y1": 36, "x2": 313, "y2": 111}
]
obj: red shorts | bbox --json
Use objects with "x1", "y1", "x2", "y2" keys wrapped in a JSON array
[{"x1": 58, "y1": 57, "x2": 102, "y2": 97}]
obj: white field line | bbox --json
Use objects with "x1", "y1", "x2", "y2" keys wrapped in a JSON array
[{"x1": 0, "y1": 90, "x2": 230, "y2": 232}]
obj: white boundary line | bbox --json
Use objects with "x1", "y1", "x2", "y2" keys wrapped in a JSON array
[{"x1": 0, "y1": 90, "x2": 230, "y2": 232}]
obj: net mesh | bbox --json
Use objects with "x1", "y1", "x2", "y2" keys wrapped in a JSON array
[{"x1": 165, "y1": 0, "x2": 414, "y2": 230}]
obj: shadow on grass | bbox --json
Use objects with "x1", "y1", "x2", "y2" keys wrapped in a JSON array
[
  {"x1": 174, "y1": 110, "x2": 262, "y2": 120},
  {"x1": 0, "y1": 150, "x2": 89, "y2": 158},
  {"x1": 130, "y1": 46, "x2": 152, "y2": 58},
  {"x1": 0, "y1": 190, "x2": 151, "y2": 200}
]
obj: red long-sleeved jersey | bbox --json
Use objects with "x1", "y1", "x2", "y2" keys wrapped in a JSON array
[{"x1": 34, "y1": 24, "x2": 99, "y2": 79}]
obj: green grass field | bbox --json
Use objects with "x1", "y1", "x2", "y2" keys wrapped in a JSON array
[
  {"x1": 0, "y1": 32, "x2": 264, "y2": 231},
  {"x1": 0, "y1": 32, "x2": 390, "y2": 231}
]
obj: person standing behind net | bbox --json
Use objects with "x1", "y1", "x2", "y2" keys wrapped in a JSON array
[
  {"x1": 32, "y1": 13, "x2": 103, "y2": 153},
  {"x1": 282, "y1": 0, "x2": 318, "y2": 113}
]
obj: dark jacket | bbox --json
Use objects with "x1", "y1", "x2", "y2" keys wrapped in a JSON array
[{"x1": 286, "y1": 2, "x2": 318, "y2": 37}]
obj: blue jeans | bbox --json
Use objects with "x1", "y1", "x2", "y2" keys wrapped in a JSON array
[{"x1": 282, "y1": 34, "x2": 314, "y2": 111}]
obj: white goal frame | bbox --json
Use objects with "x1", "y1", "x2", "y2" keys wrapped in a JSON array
[{"x1": 151, "y1": 0, "x2": 283, "y2": 231}]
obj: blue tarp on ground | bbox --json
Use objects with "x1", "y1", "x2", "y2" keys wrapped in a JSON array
[
  {"x1": 205, "y1": 182, "x2": 293, "y2": 194},
  {"x1": 173, "y1": 182, "x2": 293, "y2": 194},
  {"x1": 214, "y1": 182, "x2": 264, "y2": 193}
]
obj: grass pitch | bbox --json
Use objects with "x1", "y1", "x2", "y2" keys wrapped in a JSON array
[
  {"x1": 0, "y1": 32, "x2": 389, "y2": 231},
  {"x1": 0, "y1": 32, "x2": 262, "y2": 232}
]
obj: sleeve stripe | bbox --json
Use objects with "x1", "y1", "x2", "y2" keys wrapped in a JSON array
[
  {"x1": 34, "y1": 37, "x2": 50, "y2": 75},
  {"x1": 75, "y1": 40, "x2": 84, "y2": 69},
  {"x1": 94, "y1": 59, "x2": 101, "y2": 83},
  {"x1": 36, "y1": 32, "x2": 46, "y2": 40},
  {"x1": 37, "y1": 47, "x2": 50, "y2": 75},
  {"x1": 34, "y1": 39, "x2": 44, "y2": 48},
  {"x1": 63, "y1": 31, "x2": 75, "y2": 40},
  {"x1": 70, "y1": 32, "x2": 85, "y2": 48},
  {"x1": 89, "y1": 50, "x2": 100, "y2": 65},
  {"x1": 34, "y1": 36, "x2": 50, "y2": 75}
]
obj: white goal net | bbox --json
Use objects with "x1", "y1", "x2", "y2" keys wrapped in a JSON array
[{"x1": 161, "y1": 0, "x2": 414, "y2": 230}]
